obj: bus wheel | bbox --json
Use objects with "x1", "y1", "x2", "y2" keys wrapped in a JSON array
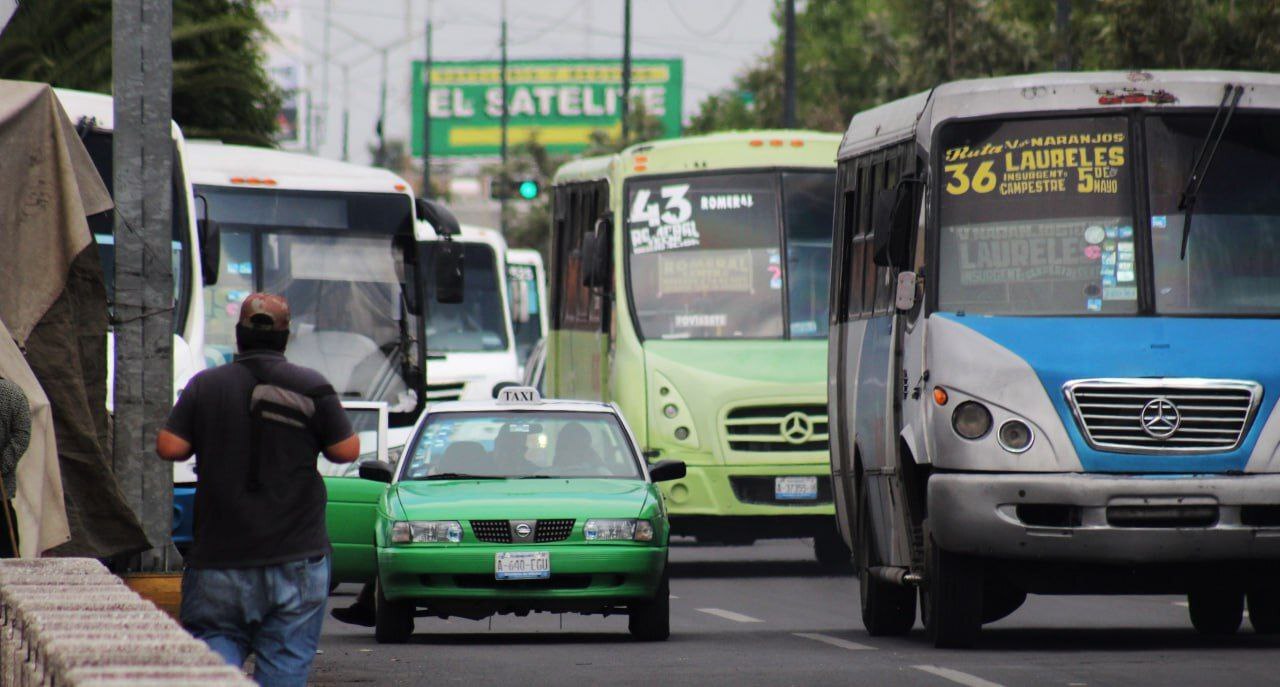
[
  {"x1": 1248, "y1": 590, "x2": 1280, "y2": 634},
  {"x1": 922, "y1": 521, "x2": 983, "y2": 648},
  {"x1": 857, "y1": 482, "x2": 915, "y2": 635},
  {"x1": 374, "y1": 579, "x2": 414, "y2": 644},
  {"x1": 1188, "y1": 588, "x2": 1243, "y2": 636},
  {"x1": 981, "y1": 579, "x2": 1026, "y2": 624},
  {"x1": 814, "y1": 526, "x2": 851, "y2": 568}
]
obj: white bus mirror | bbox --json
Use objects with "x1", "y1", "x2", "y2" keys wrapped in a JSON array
[{"x1": 895, "y1": 271, "x2": 918, "y2": 311}]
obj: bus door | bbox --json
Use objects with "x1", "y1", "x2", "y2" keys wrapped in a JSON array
[
  {"x1": 842, "y1": 143, "x2": 919, "y2": 568},
  {"x1": 552, "y1": 181, "x2": 611, "y2": 402}
]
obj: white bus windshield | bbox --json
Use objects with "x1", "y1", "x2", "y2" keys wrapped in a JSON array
[
  {"x1": 936, "y1": 116, "x2": 1138, "y2": 316},
  {"x1": 200, "y1": 187, "x2": 419, "y2": 411},
  {"x1": 422, "y1": 242, "x2": 510, "y2": 353},
  {"x1": 507, "y1": 261, "x2": 544, "y2": 362},
  {"x1": 625, "y1": 170, "x2": 835, "y2": 340},
  {"x1": 81, "y1": 129, "x2": 191, "y2": 329},
  {"x1": 1147, "y1": 113, "x2": 1280, "y2": 315}
]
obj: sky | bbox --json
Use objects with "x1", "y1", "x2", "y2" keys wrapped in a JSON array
[{"x1": 286, "y1": 0, "x2": 782, "y2": 165}]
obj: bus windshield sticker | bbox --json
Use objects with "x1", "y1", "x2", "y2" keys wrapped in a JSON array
[
  {"x1": 943, "y1": 130, "x2": 1126, "y2": 199},
  {"x1": 657, "y1": 252, "x2": 753, "y2": 295}
]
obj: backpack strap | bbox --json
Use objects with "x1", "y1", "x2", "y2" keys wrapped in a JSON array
[{"x1": 235, "y1": 359, "x2": 284, "y2": 493}]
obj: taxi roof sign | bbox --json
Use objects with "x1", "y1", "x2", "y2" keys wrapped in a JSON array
[{"x1": 497, "y1": 386, "x2": 542, "y2": 404}]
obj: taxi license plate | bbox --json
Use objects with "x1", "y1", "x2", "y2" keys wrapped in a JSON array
[
  {"x1": 775, "y1": 476, "x2": 818, "y2": 501},
  {"x1": 495, "y1": 551, "x2": 550, "y2": 580}
]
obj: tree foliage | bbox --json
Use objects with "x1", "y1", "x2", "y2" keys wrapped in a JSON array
[
  {"x1": 691, "y1": 0, "x2": 1280, "y2": 134},
  {"x1": 0, "y1": 0, "x2": 281, "y2": 146}
]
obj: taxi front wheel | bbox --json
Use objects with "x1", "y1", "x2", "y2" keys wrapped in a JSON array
[
  {"x1": 629, "y1": 572, "x2": 671, "y2": 641},
  {"x1": 374, "y1": 579, "x2": 415, "y2": 644}
]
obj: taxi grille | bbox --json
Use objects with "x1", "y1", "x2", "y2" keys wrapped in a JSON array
[
  {"x1": 1065, "y1": 379, "x2": 1261, "y2": 454},
  {"x1": 535, "y1": 519, "x2": 575, "y2": 543},
  {"x1": 470, "y1": 520, "x2": 511, "y2": 543},
  {"x1": 724, "y1": 404, "x2": 829, "y2": 453},
  {"x1": 468, "y1": 519, "x2": 576, "y2": 543},
  {"x1": 426, "y1": 381, "x2": 466, "y2": 403}
]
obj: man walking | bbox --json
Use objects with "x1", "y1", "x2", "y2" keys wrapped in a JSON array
[
  {"x1": 157, "y1": 293, "x2": 359, "y2": 686},
  {"x1": 0, "y1": 376, "x2": 30, "y2": 558}
]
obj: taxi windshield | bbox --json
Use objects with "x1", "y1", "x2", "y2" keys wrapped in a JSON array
[{"x1": 402, "y1": 411, "x2": 642, "y2": 480}]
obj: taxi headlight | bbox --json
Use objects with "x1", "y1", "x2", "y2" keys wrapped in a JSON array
[
  {"x1": 584, "y1": 519, "x2": 653, "y2": 542},
  {"x1": 391, "y1": 520, "x2": 462, "y2": 544}
]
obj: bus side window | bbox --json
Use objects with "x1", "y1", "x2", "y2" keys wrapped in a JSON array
[
  {"x1": 834, "y1": 164, "x2": 857, "y2": 325},
  {"x1": 860, "y1": 163, "x2": 878, "y2": 316},
  {"x1": 874, "y1": 156, "x2": 901, "y2": 314},
  {"x1": 551, "y1": 186, "x2": 572, "y2": 330}
]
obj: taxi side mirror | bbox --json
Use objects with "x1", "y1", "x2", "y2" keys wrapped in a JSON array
[
  {"x1": 648, "y1": 459, "x2": 686, "y2": 483},
  {"x1": 358, "y1": 460, "x2": 395, "y2": 483}
]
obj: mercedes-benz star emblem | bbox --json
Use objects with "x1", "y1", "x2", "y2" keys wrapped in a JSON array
[
  {"x1": 780, "y1": 412, "x2": 814, "y2": 444},
  {"x1": 514, "y1": 523, "x2": 533, "y2": 538},
  {"x1": 1140, "y1": 397, "x2": 1181, "y2": 439}
]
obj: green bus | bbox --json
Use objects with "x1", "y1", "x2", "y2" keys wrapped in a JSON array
[{"x1": 547, "y1": 131, "x2": 845, "y2": 563}]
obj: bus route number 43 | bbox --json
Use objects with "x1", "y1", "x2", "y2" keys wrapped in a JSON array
[{"x1": 630, "y1": 184, "x2": 692, "y2": 227}]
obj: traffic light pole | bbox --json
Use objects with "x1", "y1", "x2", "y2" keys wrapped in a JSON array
[
  {"x1": 422, "y1": 12, "x2": 433, "y2": 197},
  {"x1": 620, "y1": 0, "x2": 632, "y2": 144},
  {"x1": 499, "y1": 3, "x2": 509, "y2": 233}
]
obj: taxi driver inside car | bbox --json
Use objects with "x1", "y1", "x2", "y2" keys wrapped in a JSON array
[{"x1": 361, "y1": 387, "x2": 686, "y2": 643}]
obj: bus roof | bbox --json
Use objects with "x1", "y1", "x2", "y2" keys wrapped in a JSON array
[
  {"x1": 54, "y1": 87, "x2": 184, "y2": 139},
  {"x1": 507, "y1": 248, "x2": 543, "y2": 268},
  {"x1": 185, "y1": 141, "x2": 414, "y2": 195},
  {"x1": 554, "y1": 129, "x2": 840, "y2": 185},
  {"x1": 839, "y1": 70, "x2": 1280, "y2": 160}
]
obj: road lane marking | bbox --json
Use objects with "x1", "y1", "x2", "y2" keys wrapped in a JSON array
[
  {"x1": 793, "y1": 632, "x2": 875, "y2": 651},
  {"x1": 913, "y1": 665, "x2": 1005, "y2": 687},
  {"x1": 696, "y1": 608, "x2": 763, "y2": 623}
]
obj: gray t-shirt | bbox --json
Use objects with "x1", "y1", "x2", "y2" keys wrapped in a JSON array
[{"x1": 164, "y1": 350, "x2": 353, "y2": 568}]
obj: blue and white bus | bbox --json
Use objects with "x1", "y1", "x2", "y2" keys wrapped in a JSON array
[{"x1": 829, "y1": 71, "x2": 1280, "y2": 647}]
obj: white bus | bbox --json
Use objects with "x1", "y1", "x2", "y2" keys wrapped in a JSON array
[
  {"x1": 54, "y1": 89, "x2": 213, "y2": 545},
  {"x1": 830, "y1": 70, "x2": 1280, "y2": 647},
  {"x1": 186, "y1": 141, "x2": 429, "y2": 449},
  {"x1": 506, "y1": 248, "x2": 548, "y2": 374},
  {"x1": 420, "y1": 224, "x2": 522, "y2": 403}
]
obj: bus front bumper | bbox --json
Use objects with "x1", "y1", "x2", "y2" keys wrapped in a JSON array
[
  {"x1": 658, "y1": 463, "x2": 835, "y2": 538},
  {"x1": 929, "y1": 472, "x2": 1280, "y2": 563}
]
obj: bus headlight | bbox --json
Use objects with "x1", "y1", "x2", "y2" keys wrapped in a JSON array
[
  {"x1": 391, "y1": 520, "x2": 462, "y2": 544},
  {"x1": 952, "y1": 401, "x2": 992, "y2": 440},
  {"x1": 998, "y1": 419, "x2": 1034, "y2": 453}
]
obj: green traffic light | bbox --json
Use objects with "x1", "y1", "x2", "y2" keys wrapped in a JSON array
[{"x1": 517, "y1": 180, "x2": 539, "y2": 200}]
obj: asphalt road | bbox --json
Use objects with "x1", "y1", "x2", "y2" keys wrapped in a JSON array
[{"x1": 311, "y1": 540, "x2": 1280, "y2": 687}]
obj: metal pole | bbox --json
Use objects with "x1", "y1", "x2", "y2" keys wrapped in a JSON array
[
  {"x1": 422, "y1": 5, "x2": 433, "y2": 198},
  {"x1": 783, "y1": 0, "x2": 796, "y2": 128},
  {"x1": 376, "y1": 48, "x2": 388, "y2": 167},
  {"x1": 500, "y1": 2, "x2": 509, "y2": 233},
  {"x1": 341, "y1": 64, "x2": 350, "y2": 161},
  {"x1": 620, "y1": 0, "x2": 632, "y2": 144},
  {"x1": 1055, "y1": 0, "x2": 1072, "y2": 70},
  {"x1": 319, "y1": 0, "x2": 331, "y2": 153},
  {"x1": 112, "y1": 0, "x2": 174, "y2": 569}
]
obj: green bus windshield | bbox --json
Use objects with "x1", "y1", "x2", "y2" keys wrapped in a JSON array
[{"x1": 625, "y1": 170, "x2": 835, "y2": 340}]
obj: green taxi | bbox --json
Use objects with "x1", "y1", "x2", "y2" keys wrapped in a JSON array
[{"x1": 357, "y1": 387, "x2": 686, "y2": 643}]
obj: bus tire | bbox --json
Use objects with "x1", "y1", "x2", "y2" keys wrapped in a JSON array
[
  {"x1": 629, "y1": 571, "x2": 671, "y2": 641},
  {"x1": 1248, "y1": 590, "x2": 1280, "y2": 634},
  {"x1": 1188, "y1": 588, "x2": 1243, "y2": 636},
  {"x1": 374, "y1": 578, "x2": 414, "y2": 644},
  {"x1": 981, "y1": 580, "x2": 1026, "y2": 624},
  {"x1": 857, "y1": 481, "x2": 916, "y2": 636},
  {"x1": 923, "y1": 521, "x2": 983, "y2": 649}
]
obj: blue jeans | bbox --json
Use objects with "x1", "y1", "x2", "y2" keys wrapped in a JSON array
[{"x1": 181, "y1": 555, "x2": 329, "y2": 687}]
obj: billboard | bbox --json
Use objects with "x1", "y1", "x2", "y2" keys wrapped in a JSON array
[{"x1": 411, "y1": 58, "x2": 683, "y2": 157}]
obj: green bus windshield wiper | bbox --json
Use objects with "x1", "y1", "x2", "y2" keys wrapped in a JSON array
[
  {"x1": 1178, "y1": 83, "x2": 1244, "y2": 260},
  {"x1": 422, "y1": 472, "x2": 506, "y2": 480}
]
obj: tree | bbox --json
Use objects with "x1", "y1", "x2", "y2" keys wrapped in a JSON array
[
  {"x1": 0, "y1": 0, "x2": 281, "y2": 146},
  {"x1": 689, "y1": 0, "x2": 1280, "y2": 135}
]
